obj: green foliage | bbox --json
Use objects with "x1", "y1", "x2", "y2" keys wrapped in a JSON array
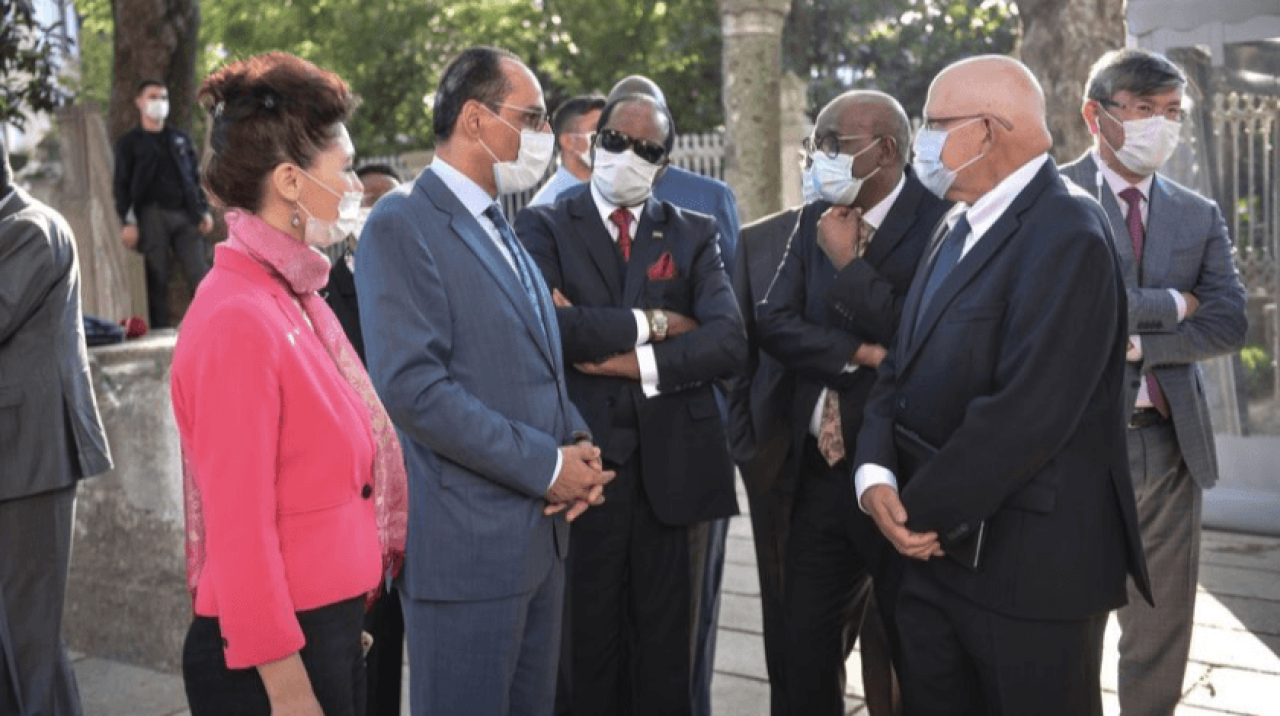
[
  {"x1": 1, "y1": 0, "x2": 73, "y2": 129},
  {"x1": 1241, "y1": 344, "x2": 1274, "y2": 398},
  {"x1": 68, "y1": 0, "x2": 112, "y2": 109},
  {"x1": 784, "y1": 0, "x2": 1019, "y2": 121}
]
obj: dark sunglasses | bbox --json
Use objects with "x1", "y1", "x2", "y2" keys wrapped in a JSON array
[{"x1": 594, "y1": 128, "x2": 668, "y2": 165}]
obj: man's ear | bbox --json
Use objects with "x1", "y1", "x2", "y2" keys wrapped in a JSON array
[
  {"x1": 459, "y1": 99, "x2": 487, "y2": 141},
  {"x1": 1082, "y1": 100, "x2": 1101, "y2": 136}
]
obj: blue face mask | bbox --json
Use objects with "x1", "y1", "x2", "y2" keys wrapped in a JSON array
[{"x1": 912, "y1": 117, "x2": 985, "y2": 199}]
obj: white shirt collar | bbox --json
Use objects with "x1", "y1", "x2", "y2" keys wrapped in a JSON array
[
  {"x1": 0, "y1": 187, "x2": 15, "y2": 214},
  {"x1": 860, "y1": 172, "x2": 907, "y2": 230},
  {"x1": 431, "y1": 156, "x2": 498, "y2": 221},
  {"x1": 948, "y1": 153, "x2": 1051, "y2": 250},
  {"x1": 590, "y1": 182, "x2": 643, "y2": 239},
  {"x1": 1091, "y1": 148, "x2": 1154, "y2": 204}
]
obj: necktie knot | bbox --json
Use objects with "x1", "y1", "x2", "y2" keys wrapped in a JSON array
[
  {"x1": 1119, "y1": 186, "x2": 1144, "y2": 206},
  {"x1": 611, "y1": 208, "x2": 634, "y2": 261}
]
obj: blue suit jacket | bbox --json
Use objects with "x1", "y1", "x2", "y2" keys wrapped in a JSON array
[{"x1": 355, "y1": 167, "x2": 589, "y2": 602}]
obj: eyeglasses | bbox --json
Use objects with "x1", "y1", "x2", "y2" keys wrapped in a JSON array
[
  {"x1": 594, "y1": 128, "x2": 668, "y2": 165},
  {"x1": 921, "y1": 114, "x2": 1013, "y2": 132},
  {"x1": 1099, "y1": 99, "x2": 1187, "y2": 123},
  {"x1": 802, "y1": 133, "x2": 878, "y2": 159},
  {"x1": 487, "y1": 102, "x2": 548, "y2": 131}
]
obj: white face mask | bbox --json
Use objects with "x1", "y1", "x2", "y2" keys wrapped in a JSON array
[
  {"x1": 912, "y1": 117, "x2": 986, "y2": 199},
  {"x1": 804, "y1": 136, "x2": 882, "y2": 205},
  {"x1": 591, "y1": 149, "x2": 663, "y2": 207},
  {"x1": 480, "y1": 107, "x2": 554, "y2": 195},
  {"x1": 1100, "y1": 109, "x2": 1181, "y2": 177},
  {"x1": 565, "y1": 133, "x2": 593, "y2": 170},
  {"x1": 297, "y1": 168, "x2": 363, "y2": 248},
  {"x1": 145, "y1": 98, "x2": 169, "y2": 122}
]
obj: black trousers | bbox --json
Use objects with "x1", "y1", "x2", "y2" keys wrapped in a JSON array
[
  {"x1": 783, "y1": 438, "x2": 900, "y2": 716},
  {"x1": 138, "y1": 204, "x2": 209, "y2": 329},
  {"x1": 566, "y1": 452, "x2": 693, "y2": 716},
  {"x1": 896, "y1": 564, "x2": 1107, "y2": 716},
  {"x1": 363, "y1": 586, "x2": 403, "y2": 716},
  {"x1": 183, "y1": 596, "x2": 367, "y2": 716},
  {"x1": 744, "y1": 457, "x2": 795, "y2": 716}
]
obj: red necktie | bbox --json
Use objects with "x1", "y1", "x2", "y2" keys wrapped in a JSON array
[
  {"x1": 1119, "y1": 186, "x2": 1169, "y2": 418},
  {"x1": 611, "y1": 208, "x2": 633, "y2": 261}
]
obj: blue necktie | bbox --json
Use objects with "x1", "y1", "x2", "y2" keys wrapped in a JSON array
[
  {"x1": 483, "y1": 204, "x2": 547, "y2": 337},
  {"x1": 915, "y1": 213, "x2": 970, "y2": 331}
]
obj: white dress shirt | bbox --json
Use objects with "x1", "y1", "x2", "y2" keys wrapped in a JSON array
[
  {"x1": 853, "y1": 153, "x2": 1053, "y2": 508},
  {"x1": 431, "y1": 157, "x2": 564, "y2": 488},
  {"x1": 808, "y1": 174, "x2": 908, "y2": 438},
  {"x1": 589, "y1": 184, "x2": 663, "y2": 398}
]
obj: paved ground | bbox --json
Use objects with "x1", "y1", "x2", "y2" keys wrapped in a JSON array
[{"x1": 76, "y1": 481, "x2": 1280, "y2": 716}]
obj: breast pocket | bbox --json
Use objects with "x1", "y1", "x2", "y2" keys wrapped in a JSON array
[{"x1": 950, "y1": 302, "x2": 1006, "y2": 323}]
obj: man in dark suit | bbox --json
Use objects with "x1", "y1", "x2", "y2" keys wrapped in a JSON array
[
  {"x1": 0, "y1": 138, "x2": 113, "y2": 715},
  {"x1": 516, "y1": 93, "x2": 745, "y2": 716},
  {"x1": 755, "y1": 90, "x2": 949, "y2": 715},
  {"x1": 853, "y1": 56, "x2": 1152, "y2": 716},
  {"x1": 1061, "y1": 48, "x2": 1247, "y2": 716},
  {"x1": 356, "y1": 47, "x2": 613, "y2": 716}
]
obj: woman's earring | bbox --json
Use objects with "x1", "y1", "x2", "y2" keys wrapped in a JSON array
[{"x1": 291, "y1": 208, "x2": 301, "y2": 228}]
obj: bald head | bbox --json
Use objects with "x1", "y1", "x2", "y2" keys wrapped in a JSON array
[
  {"x1": 608, "y1": 76, "x2": 666, "y2": 107},
  {"x1": 816, "y1": 90, "x2": 910, "y2": 167},
  {"x1": 922, "y1": 55, "x2": 1052, "y2": 202}
]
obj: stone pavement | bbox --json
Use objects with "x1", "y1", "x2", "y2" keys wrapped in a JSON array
[{"x1": 75, "y1": 483, "x2": 1280, "y2": 715}]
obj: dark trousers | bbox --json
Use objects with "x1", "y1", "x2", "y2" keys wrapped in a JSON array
[
  {"x1": 744, "y1": 455, "x2": 796, "y2": 716},
  {"x1": 183, "y1": 597, "x2": 366, "y2": 716},
  {"x1": 896, "y1": 564, "x2": 1108, "y2": 716},
  {"x1": 783, "y1": 439, "x2": 884, "y2": 716},
  {"x1": 690, "y1": 516, "x2": 727, "y2": 716},
  {"x1": 138, "y1": 204, "x2": 209, "y2": 329},
  {"x1": 0, "y1": 485, "x2": 82, "y2": 716},
  {"x1": 568, "y1": 453, "x2": 693, "y2": 716},
  {"x1": 363, "y1": 586, "x2": 403, "y2": 716}
]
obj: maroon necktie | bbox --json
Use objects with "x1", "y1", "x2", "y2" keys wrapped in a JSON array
[
  {"x1": 611, "y1": 208, "x2": 633, "y2": 261},
  {"x1": 1119, "y1": 186, "x2": 1169, "y2": 418}
]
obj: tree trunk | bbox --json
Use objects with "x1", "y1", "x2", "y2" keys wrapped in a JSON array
[
  {"x1": 1014, "y1": 0, "x2": 1126, "y2": 163},
  {"x1": 107, "y1": 0, "x2": 201, "y2": 142},
  {"x1": 719, "y1": 0, "x2": 790, "y2": 224}
]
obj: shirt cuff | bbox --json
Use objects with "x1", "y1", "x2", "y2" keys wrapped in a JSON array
[
  {"x1": 1127, "y1": 334, "x2": 1143, "y2": 362},
  {"x1": 637, "y1": 345, "x2": 660, "y2": 398},
  {"x1": 548, "y1": 448, "x2": 563, "y2": 492},
  {"x1": 633, "y1": 309, "x2": 650, "y2": 346},
  {"x1": 854, "y1": 463, "x2": 899, "y2": 514},
  {"x1": 1169, "y1": 289, "x2": 1187, "y2": 322}
]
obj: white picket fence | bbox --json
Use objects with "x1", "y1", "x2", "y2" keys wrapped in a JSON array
[{"x1": 359, "y1": 131, "x2": 727, "y2": 218}]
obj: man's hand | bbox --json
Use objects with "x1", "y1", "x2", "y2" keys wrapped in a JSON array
[
  {"x1": 575, "y1": 350, "x2": 641, "y2": 380},
  {"x1": 199, "y1": 212, "x2": 215, "y2": 235},
  {"x1": 552, "y1": 288, "x2": 573, "y2": 308},
  {"x1": 853, "y1": 343, "x2": 887, "y2": 369},
  {"x1": 545, "y1": 440, "x2": 613, "y2": 521},
  {"x1": 121, "y1": 224, "x2": 140, "y2": 250},
  {"x1": 654, "y1": 310, "x2": 699, "y2": 341},
  {"x1": 1181, "y1": 291, "x2": 1200, "y2": 319},
  {"x1": 546, "y1": 442, "x2": 615, "y2": 506},
  {"x1": 817, "y1": 205, "x2": 870, "y2": 271},
  {"x1": 861, "y1": 484, "x2": 943, "y2": 560}
]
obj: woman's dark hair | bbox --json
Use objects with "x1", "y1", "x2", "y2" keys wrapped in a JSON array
[{"x1": 199, "y1": 52, "x2": 357, "y2": 212}]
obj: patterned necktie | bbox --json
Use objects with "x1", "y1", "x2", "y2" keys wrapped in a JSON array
[
  {"x1": 1119, "y1": 186, "x2": 1169, "y2": 417},
  {"x1": 611, "y1": 208, "x2": 634, "y2": 261},
  {"x1": 915, "y1": 213, "x2": 970, "y2": 331},
  {"x1": 483, "y1": 204, "x2": 547, "y2": 337},
  {"x1": 817, "y1": 391, "x2": 845, "y2": 467}
]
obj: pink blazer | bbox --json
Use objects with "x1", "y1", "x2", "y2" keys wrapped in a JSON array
[{"x1": 171, "y1": 245, "x2": 381, "y2": 669}]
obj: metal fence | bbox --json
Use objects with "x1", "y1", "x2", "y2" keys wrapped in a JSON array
[
  {"x1": 1211, "y1": 92, "x2": 1280, "y2": 296},
  {"x1": 360, "y1": 131, "x2": 727, "y2": 218}
]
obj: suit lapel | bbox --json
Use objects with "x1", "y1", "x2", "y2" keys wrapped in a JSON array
[
  {"x1": 900, "y1": 161, "x2": 1058, "y2": 372},
  {"x1": 418, "y1": 170, "x2": 556, "y2": 369},
  {"x1": 567, "y1": 191, "x2": 624, "y2": 303},
  {"x1": 1141, "y1": 175, "x2": 1176, "y2": 287},
  {"x1": 0, "y1": 186, "x2": 31, "y2": 223},
  {"x1": 1077, "y1": 154, "x2": 1139, "y2": 285},
  {"x1": 865, "y1": 171, "x2": 927, "y2": 268},
  {"x1": 623, "y1": 200, "x2": 667, "y2": 308},
  {"x1": 897, "y1": 218, "x2": 951, "y2": 351}
]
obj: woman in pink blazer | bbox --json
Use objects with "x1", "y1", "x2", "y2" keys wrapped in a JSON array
[{"x1": 170, "y1": 53, "x2": 406, "y2": 716}]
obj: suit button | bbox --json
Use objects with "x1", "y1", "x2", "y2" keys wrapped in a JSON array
[
  {"x1": 221, "y1": 638, "x2": 229, "y2": 649},
  {"x1": 897, "y1": 398, "x2": 907, "y2": 411},
  {"x1": 362, "y1": 484, "x2": 373, "y2": 499}
]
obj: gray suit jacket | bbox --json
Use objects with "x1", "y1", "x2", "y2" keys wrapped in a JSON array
[
  {"x1": 1061, "y1": 153, "x2": 1247, "y2": 489},
  {"x1": 0, "y1": 187, "x2": 112, "y2": 501},
  {"x1": 355, "y1": 168, "x2": 588, "y2": 602}
]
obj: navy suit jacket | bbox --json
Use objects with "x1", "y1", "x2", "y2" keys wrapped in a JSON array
[
  {"x1": 356, "y1": 167, "x2": 588, "y2": 602},
  {"x1": 515, "y1": 189, "x2": 745, "y2": 526},
  {"x1": 855, "y1": 160, "x2": 1152, "y2": 620}
]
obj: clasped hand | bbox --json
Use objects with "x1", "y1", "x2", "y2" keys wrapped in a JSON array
[
  {"x1": 817, "y1": 205, "x2": 874, "y2": 271},
  {"x1": 544, "y1": 441, "x2": 616, "y2": 521},
  {"x1": 860, "y1": 484, "x2": 945, "y2": 561}
]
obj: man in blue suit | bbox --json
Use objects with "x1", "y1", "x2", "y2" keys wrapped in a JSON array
[{"x1": 356, "y1": 46, "x2": 614, "y2": 716}]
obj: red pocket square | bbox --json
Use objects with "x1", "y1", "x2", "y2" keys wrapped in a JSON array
[{"x1": 647, "y1": 252, "x2": 678, "y2": 281}]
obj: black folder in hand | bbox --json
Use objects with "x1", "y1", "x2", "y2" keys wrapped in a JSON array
[{"x1": 892, "y1": 423, "x2": 986, "y2": 572}]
